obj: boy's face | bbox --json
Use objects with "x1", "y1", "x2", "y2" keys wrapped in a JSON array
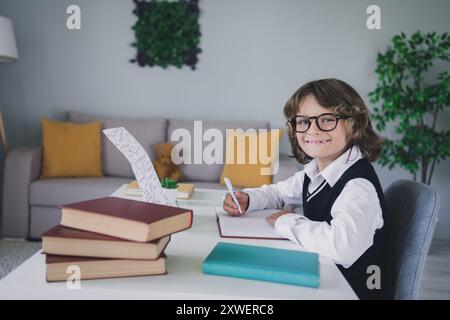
[{"x1": 297, "y1": 95, "x2": 348, "y2": 168}]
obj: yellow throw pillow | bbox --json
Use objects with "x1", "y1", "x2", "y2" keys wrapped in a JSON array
[
  {"x1": 220, "y1": 129, "x2": 282, "y2": 188},
  {"x1": 41, "y1": 118, "x2": 102, "y2": 178}
]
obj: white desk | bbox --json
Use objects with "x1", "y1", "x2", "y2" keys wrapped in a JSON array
[{"x1": 0, "y1": 185, "x2": 357, "y2": 300}]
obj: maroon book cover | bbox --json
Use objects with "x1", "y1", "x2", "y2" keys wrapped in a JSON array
[
  {"x1": 45, "y1": 253, "x2": 166, "y2": 264},
  {"x1": 42, "y1": 225, "x2": 170, "y2": 243},
  {"x1": 61, "y1": 196, "x2": 193, "y2": 227}
]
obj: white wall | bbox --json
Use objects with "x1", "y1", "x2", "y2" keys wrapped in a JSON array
[{"x1": 0, "y1": 0, "x2": 449, "y2": 238}]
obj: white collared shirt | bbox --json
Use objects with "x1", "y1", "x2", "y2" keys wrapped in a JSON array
[{"x1": 243, "y1": 147, "x2": 384, "y2": 268}]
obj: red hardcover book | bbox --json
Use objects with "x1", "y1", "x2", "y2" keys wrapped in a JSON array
[
  {"x1": 60, "y1": 196, "x2": 193, "y2": 242},
  {"x1": 42, "y1": 225, "x2": 170, "y2": 260}
]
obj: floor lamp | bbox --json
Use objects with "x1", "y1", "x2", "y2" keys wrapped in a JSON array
[{"x1": 0, "y1": 16, "x2": 19, "y2": 155}]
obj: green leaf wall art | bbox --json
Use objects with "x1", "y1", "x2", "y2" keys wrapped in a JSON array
[{"x1": 131, "y1": 0, "x2": 202, "y2": 70}]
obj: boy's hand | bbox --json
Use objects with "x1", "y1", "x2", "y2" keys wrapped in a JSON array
[
  {"x1": 223, "y1": 191, "x2": 249, "y2": 216},
  {"x1": 266, "y1": 209, "x2": 294, "y2": 226}
]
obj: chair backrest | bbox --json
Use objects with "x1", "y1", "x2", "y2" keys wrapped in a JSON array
[{"x1": 384, "y1": 179, "x2": 440, "y2": 300}]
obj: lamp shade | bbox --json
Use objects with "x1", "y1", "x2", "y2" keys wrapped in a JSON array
[{"x1": 0, "y1": 16, "x2": 18, "y2": 63}]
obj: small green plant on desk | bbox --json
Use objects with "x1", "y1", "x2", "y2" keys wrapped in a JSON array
[{"x1": 161, "y1": 177, "x2": 178, "y2": 189}]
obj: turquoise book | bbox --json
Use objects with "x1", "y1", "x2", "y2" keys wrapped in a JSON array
[{"x1": 203, "y1": 242, "x2": 320, "y2": 288}]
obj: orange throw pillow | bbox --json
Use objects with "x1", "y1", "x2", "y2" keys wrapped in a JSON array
[
  {"x1": 220, "y1": 129, "x2": 282, "y2": 188},
  {"x1": 41, "y1": 118, "x2": 102, "y2": 178}
]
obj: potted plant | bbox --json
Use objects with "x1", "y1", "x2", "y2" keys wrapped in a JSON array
[
  {"x1": 369, "y1": 31, "x2": 450, "y2": 184},
  {"x1": 161, "y1": 177, "x2": 179, "y2": 205},
  {"x1": 161, "y1": 177, "x2": 178, "y2": 189}
]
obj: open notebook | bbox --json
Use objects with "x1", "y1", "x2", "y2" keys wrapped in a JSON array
[{"x1": 215, "y1": 207, "x2": 287, "y2": 240}]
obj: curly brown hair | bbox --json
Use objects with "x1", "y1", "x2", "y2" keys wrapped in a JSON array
[{"x1": 283, "y1": 78, "x2": 382, "y2": 164}]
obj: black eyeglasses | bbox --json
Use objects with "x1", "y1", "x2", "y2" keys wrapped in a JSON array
[{"x1": 288, "y1": 113, "x2": 350, "y2": 133}]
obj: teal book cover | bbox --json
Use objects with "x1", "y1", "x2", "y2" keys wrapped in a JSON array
[{"x1": 203, "y1": 242, "x2": 320, "y2": 288}]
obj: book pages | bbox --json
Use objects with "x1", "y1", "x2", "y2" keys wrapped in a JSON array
[{"x1": 215, "y1": 207, "x2": 286, "y2": 239}]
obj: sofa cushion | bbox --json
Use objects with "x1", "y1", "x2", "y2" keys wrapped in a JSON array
[
  {"x1": 168, "y1": 119, "x2": 269, "y2": 182},
  {"x1": 30, "y1": 177, "x2": 132, "y2": 207},
  {"x1": 41, "y1": 118, "x2": 102, "y2": 178},
  {"x1": 68, "y1": 111, "x2": 167, "y2": 178},
  {"x1": 220, "y1": 129, "x2": 282, "y2": 188}
]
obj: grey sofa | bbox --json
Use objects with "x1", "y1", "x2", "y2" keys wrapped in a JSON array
[{"x1": 2, "y1": 111, "x2": 300, "y2": 239}]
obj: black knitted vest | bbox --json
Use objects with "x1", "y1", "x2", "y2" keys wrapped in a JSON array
[{"x1": 302, "y1": 158, "x2": 389, "y2": 299}]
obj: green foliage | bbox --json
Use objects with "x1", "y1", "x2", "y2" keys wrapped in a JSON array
[
  {"x1": 131, "y1": 0, "x2": 201, "y2": 70},
  {"x1": 161, "y1": 177, "x2": 178, "y2": 189},
  {"x1": 369, "y1": 31, "x2": 450, "y2": 184}
]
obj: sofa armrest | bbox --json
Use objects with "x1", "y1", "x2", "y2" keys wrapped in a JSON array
[
  {"x1": 273, "y1": 154, "x2": 301, "y2": 183},
  {"x1": 2, "y1": 146, "x2": 42, "y2": 238}
]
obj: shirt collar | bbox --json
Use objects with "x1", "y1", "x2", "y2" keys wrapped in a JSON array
[{"x1": 303, "y1": 146, "x2": 363, "y2": 187}]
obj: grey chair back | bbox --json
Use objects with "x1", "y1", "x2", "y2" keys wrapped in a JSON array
[{"x1": 384, "y1": 179, "x2": 440, "y2": 300}]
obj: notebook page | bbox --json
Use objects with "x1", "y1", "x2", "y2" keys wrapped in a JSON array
[{"x1": 215, "y1": 207, "x2": 286, "y2": 239}]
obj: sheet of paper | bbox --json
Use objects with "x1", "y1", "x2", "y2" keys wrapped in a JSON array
[
  {"x1": 103, "y1": 127, "x2": 169, "y2": 205},
  {"x1": 215, "y1": 207, "x2": 286, "y2": 239}
]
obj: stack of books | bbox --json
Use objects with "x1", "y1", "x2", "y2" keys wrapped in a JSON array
[{"x1": 42, "y1": 196, "x2": 193, "y2": 282}]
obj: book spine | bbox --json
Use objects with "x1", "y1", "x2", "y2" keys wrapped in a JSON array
[
  {"x1": 202, "y1": 262, "x2": 319, "y2": 288},
  {"x1": 189, "y1": 211, "x2": 193, "y2": 229}
]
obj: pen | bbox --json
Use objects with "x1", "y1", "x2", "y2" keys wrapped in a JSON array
[{"x1": 224, "y1": 177, "x2": 243, "y2": 214}]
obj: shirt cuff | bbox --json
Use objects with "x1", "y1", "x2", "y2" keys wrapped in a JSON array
[
  {"x1": 274, "y1": 213, "x2": 303, "y2": 244},
  {"x1": 243, "y1": 189, "x2": 258, "y2": 212}
]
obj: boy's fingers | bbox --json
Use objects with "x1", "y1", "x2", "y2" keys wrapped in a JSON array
[
  {"x1": 224, "y1": 202, "x2": 238, "y2": 215},
  {"x1": 224, "y1": 193, "x2": 247, "y2": 213},
  {"x1": 235, "y1": 192, "x2": 247, "y2": 206},
  {"x1": 236, "y1": 192, "x2": 247, "y2": 201},
  {"x1": 268, "y1": 212, "x2": 282, "y2": 220},
  {"x1": 227, "y1": 209, "x2": 240, "y2": 216},
  {"x1": 265, "y1": 216, "x2": 275, "y2": 226},
  {"x1": 223, "y1": 201, "x2": 233, "y2": 209},
  {"x1": 226, "y1": 193, "x2": 235, "y2": 203},
  {"x1": 226, "y1": 199, "x2": 237, "y2": 209},
  {"x1": 224, "y1": 201, "x2": 234, "y2": 210},
  {"x1": 229, "y1": 195, "x2": 241, "y2": 209},
  {"x1": 223, "y1": 205, "x2": 233, "y2": 214},
  {"x1": 224, "y1": 195, "x2": 236, "y2": 208}
]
